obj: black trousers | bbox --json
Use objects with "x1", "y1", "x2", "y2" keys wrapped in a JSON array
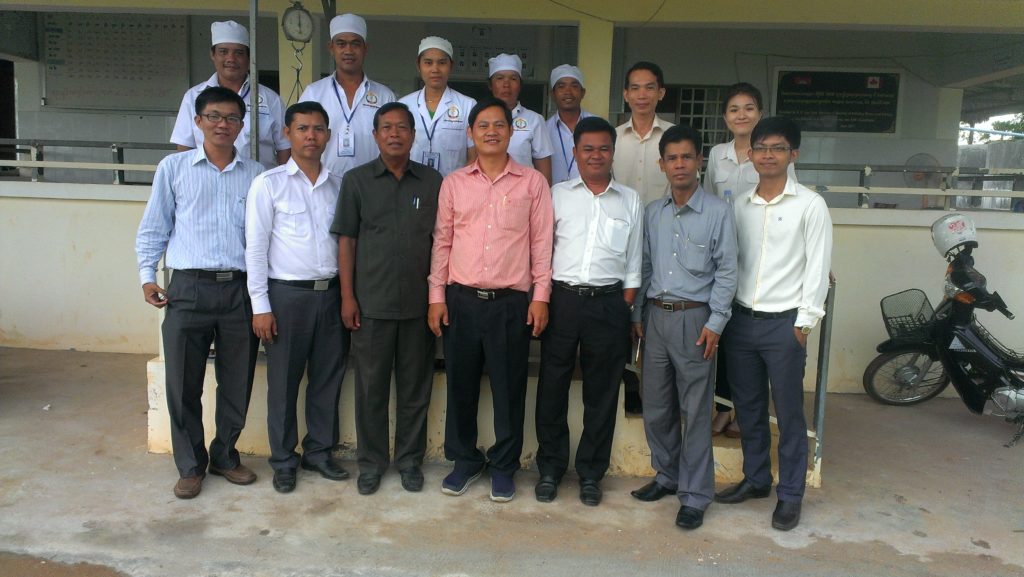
[
  {"x1": 535, "y1": 286, "x2": 630, "y2": 481},
  {"x1": 265, "y1": 282, "x2": 348, "y2": 471},
  {"x1": 723, "y1": 311, "x2": 808, "y2": 502},
  {"x1": 351, "y1": 316, "x2": 435, "y2": 474},
  {"x1": 442, "y1": 284, "x2": 530, "y2": 476},
  {"x1": 162, "y1": 271, "x2": 258, "y2": 478}
]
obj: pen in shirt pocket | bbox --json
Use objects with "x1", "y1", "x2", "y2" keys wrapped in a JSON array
[{"x1": 412, "y1": 196, "x2": 420, "y2": 210}]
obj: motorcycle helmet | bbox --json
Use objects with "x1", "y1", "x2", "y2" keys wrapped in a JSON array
[{"x1": 931, "y1": 213, "x2": 978, "y2": 259}]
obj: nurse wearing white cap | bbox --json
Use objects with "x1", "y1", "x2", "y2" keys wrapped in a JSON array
[
  {"x1": 398, "y1": 36, "x2": 477, "y2": 176},
  {"x1": 545, "y1": 64, "x2": 595, "y2": 185},
  {"x1": 299, "y1": 13, "x2": 396, "y2": 178},
  {"x1": 170, "y1": 21, "x2": 291, "y2": 169},
  {"x1": 488, "y1": 53, "x2": 554, "y2": 184}
]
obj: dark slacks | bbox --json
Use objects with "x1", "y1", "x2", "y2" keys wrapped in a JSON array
[
  {"x1": 265, "y1": 281, "x2": 348, "y2": 471},
  {"x1": 442, "y1": 284, "x2": 530, "y2": 476},
  {"x1": 350, "y1": 316, "x2": 435, "y2": 474},
  {"x1": 723, "y1": 310, "x2": 808, "y2": 502},
  {"x1": 535, "y1": 287, "x2": 629, "y2": 481},
  {"x1": 641, "y1": 304, "x2": 716, "y2": 510},
  {"x1": 162, "y1": 271, "x2": 258, "y2": 478}
]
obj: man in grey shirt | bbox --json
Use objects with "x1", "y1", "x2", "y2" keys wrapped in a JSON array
[
  {"x1": 333, "y1": 102, "x2": 443, "y2": 495},
  {"x1": 629, "y1": 125, "x2": 737, "y2": 531}
]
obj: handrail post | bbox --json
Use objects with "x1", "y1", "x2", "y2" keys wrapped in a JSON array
[
  {"x1": 30, "y1": 143, "x2": 44, "y2": 182},
  {"x1": 810, "y1": 274, "x2": 837, "y2": 486},
  {"x1": 111, "y1": 144, "x2": 125, "y2": 185},
  {"x1": 858, "y1": 166, "x2": 871, "y2": 208}
]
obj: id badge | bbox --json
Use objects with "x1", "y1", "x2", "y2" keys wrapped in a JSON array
[
  {"x1": 337, "y1": 129, "x2": 355, "y2": 157},
  {"x1": 421, "y1": 151, "x2": 441, "y2": 169}
]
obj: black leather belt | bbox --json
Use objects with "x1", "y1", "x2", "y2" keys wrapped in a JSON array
[
  {"x1": 177, "y1": 269, "x2": 245, "y2": 282},
  {"x1": 452, "y1": 283, "x2": 523, "y2": 301},
  {"x1": 270, "y1": 276, "x2": 339, "y2": 291},
  {"x1": 651, "y1": 298, "x2": 707, "y2": 311},
  {"x1": 733, "y1": 303, "x2": 797, "y2": 319},
  {"x1": 554, "y1": 280, "x2": 623, "y2": 297}
]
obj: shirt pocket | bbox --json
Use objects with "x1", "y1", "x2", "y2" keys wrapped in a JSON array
[
  {"x1": 231, "y1": 192, "x2": 247, "y2": 228},
  {"x1": 498, "y1": 197, "x2": 531, "y2": 231},
  {"x1": 277, "y1": 199, "x2": 309, "y2": 238},
  {"x1": 602, "y1": 218, "x2": 630, "y2": 255},
  {"x1": 678, "y1": 236, "x2": 710, "y2": 275}
]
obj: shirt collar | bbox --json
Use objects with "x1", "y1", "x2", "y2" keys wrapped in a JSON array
[
  {"x1": 208, "y1": 73, "x2": 250, "y2": 94},
  {"x1": 721, "y1": 139, "x2": 739, "y2": 164},
  {"x1": 468, "y1": 155, "x2": 523, "y2": 179},
  {"x1": 568, "y1": 175, "x2": 624, "y2": 197},
  {"x1": 372, "y1": 156, "x2": 422, "y2": 179},
  {"x1": 624, "y1": 114, "x2": 670, "y2": 138},
  {"x1": 284, "y1": 157, "x2": 332, "y2": 188},
  {"x1": 747, "y1": 175, "x2": 799, "y2": 205},
  {"x1": 662, "y1": 185, "x2": 707, "y2": 214},
  {"x1": 190, "y1": 145, "x2": 241, "y2": 171}
]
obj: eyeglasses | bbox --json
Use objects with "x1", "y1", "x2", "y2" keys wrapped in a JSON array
[
  {"x1": 200, "y1": 113, "x2": 243, "y2": 125},
  {"x1": 751, "y1": 144, "x2": 792, "y2": 155}
]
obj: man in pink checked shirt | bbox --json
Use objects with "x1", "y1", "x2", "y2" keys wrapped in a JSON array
[{"x1": 427, "y1": 97, "x2": 554, "y2": 503}]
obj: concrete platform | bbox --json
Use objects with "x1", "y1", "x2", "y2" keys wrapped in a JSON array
[{"x1": 1, "y1": 347, "x2": 1023, "y2": 577}]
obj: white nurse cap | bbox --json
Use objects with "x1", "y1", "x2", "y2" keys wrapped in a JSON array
[
  {"x1": 330, "y1": 13, "x2": 367, "y2": 40},
  {"x1": 211, "y1": 21, "x2": 249, "y2": 47},
  {"x1": 418, "y1": 36, "x2": 453, "y2": 58},
  {"x1": 488, "y1": 53, "x2": 522, "y2": 78},
  {"x1": 549, "y1": 64, "x2": 584, "y2": 89}
]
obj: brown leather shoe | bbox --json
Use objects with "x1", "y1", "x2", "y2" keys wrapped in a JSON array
[
  {"x1": 209, "y1": 463, "x2": 257, "y2": 485},
  {"x1": 173, "y1": 475, "x2": 203, "y2": 499}
]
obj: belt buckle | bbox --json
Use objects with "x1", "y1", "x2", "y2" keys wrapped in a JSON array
[
  {"x1": 215, "y1": 271, "x2": 234, "y2": 282},
  {"x1": 476, "y1": 289, "x2": 494, "y2": 300},
  {"x1": 660, "y1": 301, "x2": 674, "y2": 311},
  {"x1": 583, "y1": 287, "x2": 596, "y2": 297},
  {"x1": 313, "y1": 279, "x2": 329, "y2": 291}
]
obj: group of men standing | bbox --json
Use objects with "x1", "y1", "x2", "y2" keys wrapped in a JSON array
[{"x1": 137, "y1": 14, "x2": 832, "y2": 534}]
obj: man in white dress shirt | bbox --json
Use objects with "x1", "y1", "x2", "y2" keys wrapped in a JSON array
[
  {"x1": 246, "y1": 101, "x2": 349, "y2": 494},
  {"x1": 546, "y1": 64, "x2": 594, "y2": 185},
  {"x1": 488, "y1": 53, "x2": 553, "y2": 184},
  {"x1": 713, "y1": 117, "x2": 832, "y2": 532},
  {"x1": 299, "y1": 13, "x2": 395, "y2": 179},
  {"x1": 613, "y1": 61, "x2": 674, "y2": 206},
  {"x1": 534, "y1": 116, "x2": 642, "y2": 507},
  {"x1": 170, "y1": 21, "x2": 290, "y2": 170}
]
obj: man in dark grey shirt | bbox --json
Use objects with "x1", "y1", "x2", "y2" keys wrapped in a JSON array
[
  {"x1": 333, "y1": 101, "x2": 443, "y2": 495},
  {"x1": 629, "y1": 125, "x2": 737, "y2": 531}
]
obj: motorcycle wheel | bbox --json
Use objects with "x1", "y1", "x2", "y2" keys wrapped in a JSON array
[{"x1": 862, "y1": 350, "x2": 950, "y2": 406}]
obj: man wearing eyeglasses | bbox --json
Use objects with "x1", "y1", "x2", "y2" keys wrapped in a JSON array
[
  {"x1": 171, "y1": 21, "x2": 290, "y2": 170},
  {"x1": 534, "y1": 116, "x2": 642, "y2": 507},
  {"x1": 713, "y1": 117, "x2": 832, "y2": 532},
  {"x1": 137, "y1": 86, "x2": 264, "y2": 499}
]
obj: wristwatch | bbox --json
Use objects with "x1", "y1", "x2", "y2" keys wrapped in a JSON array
[{"x1": 798, "y1": 326, "x2": 812, "y2": 335}]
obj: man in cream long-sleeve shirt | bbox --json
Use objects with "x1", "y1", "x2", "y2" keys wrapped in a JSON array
[{"x1": 714, "y1": 117, "x2": 831, "y2": 533}]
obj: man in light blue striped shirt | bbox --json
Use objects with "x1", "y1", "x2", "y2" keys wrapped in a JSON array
[{"x1": 136, "y1": 86, "x2": 264, "y2": 500}]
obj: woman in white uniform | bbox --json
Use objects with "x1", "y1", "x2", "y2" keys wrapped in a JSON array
[
  {"x1": 399, "y1": 36, "x2": 477, "y2": 176},
  {"x1": 487, "y1": 53, "x2": 553, "y2": 184}
]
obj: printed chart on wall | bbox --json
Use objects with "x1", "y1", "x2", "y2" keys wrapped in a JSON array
[
  {"x1": 43, "y1": 13, "x2": 188, "y2": 111},
  {"x1": 775, "y1": 70, "x2": 900, "y2": 134}
]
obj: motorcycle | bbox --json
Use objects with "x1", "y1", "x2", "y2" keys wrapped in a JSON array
[{"x1": 862, "y1": 213, "x2": 1024, "y2": 447}]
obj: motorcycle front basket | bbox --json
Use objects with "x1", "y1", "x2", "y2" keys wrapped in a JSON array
[{"x1": 880, "y1": 289, "x2": 935, "y2": 343}]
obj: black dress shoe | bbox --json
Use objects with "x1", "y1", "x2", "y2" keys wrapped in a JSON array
[
  {"x1": 675, "y1": 506, "x2": 704, "y2": 530},
  {"x1": 399, "y1": 467, "x2": 424, "y2": 492},
  {"x1": 357, "y1": 473, "x2": 382, "y2": 495},
  {"x1": 300, "y1": 458, "x2": 350, "y2": 481},
  {"x1": 772, "y1": 500, "x2": 801, "y2": 531},
  {"x1": 631, "y1": 480, "x2": 674, "y2": 502},
  {"x1": 579, "y1": 478, "x2": 602, "y2": 507},
  {"x1": 534, "y1": 475, "x2": 559, "y2": 503},
  {"x1": 273, "y1": 468, "x2": 296, "y2": 493},
  {"x1": 714, "y1": 479, "x2": 771, "y2": 504}
]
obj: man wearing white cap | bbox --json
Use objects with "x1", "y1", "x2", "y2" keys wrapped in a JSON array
[
  {"x1": 300, "y1": 13, "x2": 396, "y2": 179},
  {"x1": 171, "y1": 21, "x2": 290, "y2": 170},
  {"x1": 399, "y1": 36, "x2": 477, "y2": 177},
  {"x1": 546, "y1": 64, "x2": 594, "y2": 185},
  {"x1": 488, "y1": 53, "x2": 553, "y2": 185}
]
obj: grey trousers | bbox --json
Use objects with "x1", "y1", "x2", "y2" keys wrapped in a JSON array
[
  {"x1": 265, "y1": 281, "x2": 348, "y2": 471},
  {"x1": 641, "y1": 304, "x2": 716, "y2": 510},
  {"x1": 350, "y1": 316, "x2": 435, "y2": 474},
  {"x1": 162, "y1": 271, "x2": 258, "y2": 478}
]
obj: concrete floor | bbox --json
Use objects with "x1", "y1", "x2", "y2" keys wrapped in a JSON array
[{"x1": 0, "y1": 347, "x2": 1022, "y2": 577}]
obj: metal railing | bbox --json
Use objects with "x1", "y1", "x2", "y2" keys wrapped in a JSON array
[{"x1": 0, "y1": 138, "x2": 177, "y2": 184}]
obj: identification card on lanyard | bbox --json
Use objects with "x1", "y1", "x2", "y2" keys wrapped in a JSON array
[
  {"x1": 419, "y1": 91, "x2": 443, "y2": 171},
  {"x1": 333, "y1": 80, "x2": 362, "y2": 157},
  {"x1": 421, "y1": 151, "x2": 440, "y2": 168},
  {"x1": 338, "y1": 125, "x2": 356, "y2": 157}
]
